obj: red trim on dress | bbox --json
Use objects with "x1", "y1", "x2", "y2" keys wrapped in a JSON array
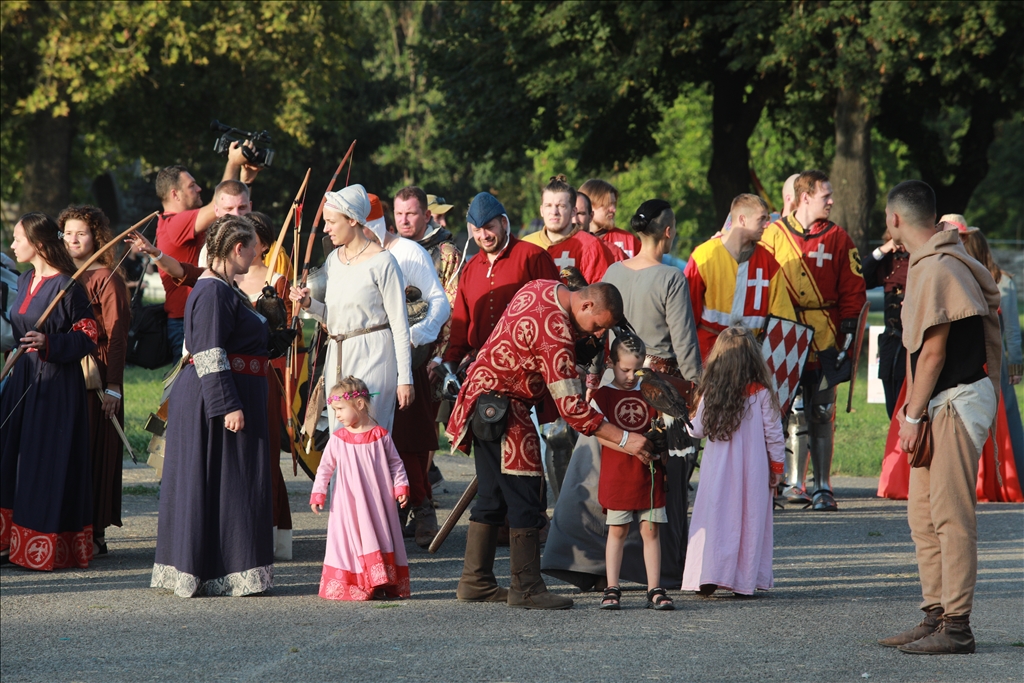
[
  {"x1": 319, "y1": 550, "x2": 411, "y2": 601},
  {"x1": 7, "y1": 521, "x2": 92, "y2": 570},
  {"x1": 333, "y1": 425, "x2": 388, "y2": 445},
  {"x1": 17, "y1": 273, "x2": 61, "y2": 315}
]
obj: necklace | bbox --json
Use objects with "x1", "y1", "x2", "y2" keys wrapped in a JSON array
[{"x1": 342, "y1": 238, "x2": 370, "y2": 265}]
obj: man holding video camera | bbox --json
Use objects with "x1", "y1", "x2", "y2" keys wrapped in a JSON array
[{"x1": 154, "y1": 142, "x2": 262, "y2": 353}]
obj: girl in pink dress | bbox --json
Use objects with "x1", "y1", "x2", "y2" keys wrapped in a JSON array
[
  {"x1": 310, "y1": 377, "x2": 410, "y2": 600},
  {"x1": 682, "y1": 326, "x2": 785, "y2": 597}
]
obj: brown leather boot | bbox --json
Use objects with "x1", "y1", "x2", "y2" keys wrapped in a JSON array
[
  {"x1": 507, "y1": 527, "x2": 572, "y2": 610},
  {"x1": 456, "y1": 522, "x2": 508, "y2": 602},
  {"x1": 878, "y1": 607, "x2": 944, "y2": 647},
  {"x1": 414, "y1": 500, "x2": 439, "y2": 549},
  {"x1": 898, "y1": 616, "x2": 976, "y2": 655}
]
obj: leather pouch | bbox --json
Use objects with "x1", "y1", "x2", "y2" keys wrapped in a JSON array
[
  {"x1": 81, "y1": 354, "x2": 103, "y2": 391},
  {"x1": 472, "y1": 391, "x2": 509, "y2": 442},
  {"x1": 906, "y1": 406, "x2": 933, "y2": 468}
]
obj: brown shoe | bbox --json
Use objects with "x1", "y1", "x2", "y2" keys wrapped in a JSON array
[
  {"x1": 898, "y1": 616, "x2": 975, "y2": 655},
  {"x1": 878, "y1": 608, "x2": 943, "y2": 647},
  {"x1": 507, "y1": 527, "x2": 572, "y2": 610},
  {"x1": 456, "y1": 522, "x2": 508, "y2": 602},
  {"x1": 414, "y1": 501, "x2": 439, "y2": 549}
]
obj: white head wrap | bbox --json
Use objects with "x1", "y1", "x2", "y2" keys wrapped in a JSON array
[{"x1": 324, "y1": 184, "x2": 370, "y2": 225}]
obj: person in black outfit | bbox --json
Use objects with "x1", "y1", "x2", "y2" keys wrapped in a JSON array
[{"x1": 862, "y1": 232, "x2": 909, "y2": 418}]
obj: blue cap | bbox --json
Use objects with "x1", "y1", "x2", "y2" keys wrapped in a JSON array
[{"x1": 466, "y1": 192, "x2": 505, "y2": 228}]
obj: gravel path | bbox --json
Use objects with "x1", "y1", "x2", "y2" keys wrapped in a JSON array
[{"x1": 2, "y1": 454, "x2": 1021, "y2": 682}]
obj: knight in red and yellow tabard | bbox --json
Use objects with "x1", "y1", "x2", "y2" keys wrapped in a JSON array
[
  {"x1": 760, "y1": 170, "x2": 867, "y2": 511},
  {"x1": 446, "y1": 279, "x2": 653, "y2": 610},
  {"x1": 685, "y1": 193, "x2": 796, "y2": 361}
]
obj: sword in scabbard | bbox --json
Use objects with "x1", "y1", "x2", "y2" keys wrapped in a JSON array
[{"x1": 428, "y1": 476, "x2": 478, "y2": 554}]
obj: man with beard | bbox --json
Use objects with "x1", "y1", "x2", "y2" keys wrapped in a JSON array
[
  {"x1": 443, "y1": 193, "x2": 558, "y2": 369},
  {"x1": 760, "y1": 170, "x2": 867, "y2": 511},
  {"x1": 447, "y1": 277, "x2": 652, "y2": 609}
]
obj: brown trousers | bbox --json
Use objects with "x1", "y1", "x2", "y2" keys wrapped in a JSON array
[{"x1": 907, "y1": 401, "x2": 980, "y2": 618}]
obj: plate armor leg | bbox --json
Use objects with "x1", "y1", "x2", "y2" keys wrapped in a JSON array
[{"x1": 808, "y1": 386, "x2": 838, "y2": 511}]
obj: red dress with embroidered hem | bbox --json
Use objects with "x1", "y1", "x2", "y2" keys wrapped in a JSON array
[
  {"x1": 1, "y1": 271, "x2": 97, "y2": 570},
  {"x1": 310, "y1": 425, "x2": 410, "y2": 601}
]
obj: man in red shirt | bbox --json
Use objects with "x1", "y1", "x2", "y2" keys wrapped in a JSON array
[
  {"x1": 154, "y1": 143, "x2": 255, "y2": 352},
  {"x1": 579, "y1": 178, "x2": 641, "y2": 259},
  {"x1": 522, "y1": 176, "x2": 619, "y2": 285},
  {"x1": 442, "y1": 192, "x2": 558, "y2": 370}
]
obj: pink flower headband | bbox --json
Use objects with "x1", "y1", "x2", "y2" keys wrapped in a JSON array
[{"x1": 329, "y1": 390, "x2": 375, "y2": 403}]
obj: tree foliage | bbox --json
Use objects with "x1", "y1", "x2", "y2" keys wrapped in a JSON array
[{"x1": 1, "y1": 1, "x2": 1021, "y2": 250}]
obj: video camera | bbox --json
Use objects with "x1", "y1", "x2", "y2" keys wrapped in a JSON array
[{"x1": 210, "y1": 120, "x2": 275, "y2": 168}]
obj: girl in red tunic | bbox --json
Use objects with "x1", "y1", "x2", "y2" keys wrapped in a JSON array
[{"x1": 595, "y1": 336, "x2": 673, "y2": 611}]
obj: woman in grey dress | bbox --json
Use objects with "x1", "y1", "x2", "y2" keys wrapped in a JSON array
[{"x1": 543, "y1": 199, "x2": 702, "y2": 591}]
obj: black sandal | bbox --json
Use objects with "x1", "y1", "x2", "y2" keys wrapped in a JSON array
[
  {"x1": 600, "y1": 585, "x2": 621, "y2": 610},
  {"x1": 646, "y1": 587, "x2": 675, "y2": 611}
]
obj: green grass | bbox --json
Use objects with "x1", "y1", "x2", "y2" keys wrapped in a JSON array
[
  {"x1": 122, "y1": 313, "x2": 1024, "y2": 479},
  {"x1": 124, "y1": 363, "x2": 174, "y2": 462}
]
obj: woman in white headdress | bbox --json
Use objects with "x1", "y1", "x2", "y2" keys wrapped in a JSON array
[{"x1": 290, "y1": 184, "x2": 413, "y2": 433}]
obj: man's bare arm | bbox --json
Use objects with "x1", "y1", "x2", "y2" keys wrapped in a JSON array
[
  {"x1": 905, "y1": 323, "x2": 949, "y2": 420},
  {"x1": 194, "y1": 142, "x2": 248, "y2": 236}
]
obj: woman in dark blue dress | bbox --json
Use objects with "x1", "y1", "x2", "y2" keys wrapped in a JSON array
[
  {"x1": 1, "y1": 213, "x2": 97, "y2": 570},
  {"x1": 151, "y1": 215, "x2": 274, "y2": 597}
]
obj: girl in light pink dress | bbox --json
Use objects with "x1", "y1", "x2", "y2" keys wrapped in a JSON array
[
  {"x1": 310, "y1": 377, "x2": 410, "y2": 600},
  {"x1": 683, "y1": 326, "x2": 785, "y2": 597}
]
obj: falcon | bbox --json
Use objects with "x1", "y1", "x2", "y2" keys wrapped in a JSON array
[
  {"x1": 634, "y1": 368, "x2": 692, "y2": 422},
  {"x1": 559, "y1": 266, "x2": 589, "y2": 291}
]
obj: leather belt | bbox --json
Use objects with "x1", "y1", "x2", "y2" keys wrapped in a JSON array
[
  {"x1": 329, "y1": 323, "x2": 390, "y2": 344},
  {"x1": 329, "y1": 322, "x2": 390, "y2": 384}
]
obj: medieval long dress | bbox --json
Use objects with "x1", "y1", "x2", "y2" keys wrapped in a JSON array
[
  {"x1": 682, "y1": 386, "x2": 784, "y2": 595},
  {"x1": 1, "y1": 271, "x2": 97, "y2": 570},
  {"x1": 543, "y1": 262, "x2": 703, "y2": 590},
  {"x1": 306, "y1": 249, "x2": 412, "y2": 433},
  {"x1": 310, "y1": 425, "x2": 410, "y2": 600},
  {"x1": 151, "y1": 276, "x2": 274, "y2": 597},
  {"x1": 80, "y1": 268, "x2": 131, "y2": 543}
]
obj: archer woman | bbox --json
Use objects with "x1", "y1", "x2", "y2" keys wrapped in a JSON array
[
  {"x1": 1, "y1": 213, "x2": 98, "y2": 570},
  {"x1": 61, "y1": 204, "x2": 131, "y2": 557}
]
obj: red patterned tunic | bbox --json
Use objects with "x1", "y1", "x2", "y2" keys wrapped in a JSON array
[
  {"x1": 593, "y1": 385, "x2": 663, "y2": 511},
  {"x1": 446, "y1": 280, "x2": 606, "y2": 475}
]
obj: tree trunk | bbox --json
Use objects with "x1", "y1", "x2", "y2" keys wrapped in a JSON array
[
  {"x1": 707, "y1": 69, "x2": 774, "y2": 230},
  {"x1": 829, "y1": 87, "x2": 874, "y2": 254},
  {"x1": 22, "y1": 112, "x2": 73, "y2": 218}
]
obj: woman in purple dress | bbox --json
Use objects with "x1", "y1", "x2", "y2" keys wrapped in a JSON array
[
  {"x1": 151, "y1": 216, "x2": 274, "y2": 597},
  {"x1": 1, "y1": 213, "x2": 97, "y2": 570}
]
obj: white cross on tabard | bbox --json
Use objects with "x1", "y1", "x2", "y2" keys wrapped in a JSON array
[
  {"x1": 554, "y1": 251, "x2": 576, "y2": 269},
  {"x1": 747, "y1": 267, "x2": 770, "y2": 310},
  {"x1": 808, "y1": 243, "x2": 832, "y2": 268}
]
